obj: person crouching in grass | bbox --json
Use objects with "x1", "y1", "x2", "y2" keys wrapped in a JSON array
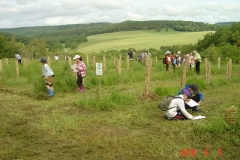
[
  {"x1": 40, "y1": 58, "x2": 55, "y2": 97},
  {"x1": 165, "y1": 89, "x2": 194, "y2": 120}
]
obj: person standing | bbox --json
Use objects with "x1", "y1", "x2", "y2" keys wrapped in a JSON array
[
  {"x1": 189, "y1": 52, "x2": 194, "y2": 70},
  {"x1": 170, "y1": 52, "x2": 176, "y2": 70},
  {"x1": 137, "y1": 53, "x2": 142, "y2": 62},
  {"x1": 128, "y1": 49, "x2": 134, "y2": 61},
  {"x1": 54, "y1": 54, "x2": 59, "y2": 61},
  {"x1": 165, "y1": 51, "x2": 171, "y2": 71},
  {"x1": 40, "y1": 58, "x2": 55, "y2": 97},
  {"x1": 73, "y1": 55, "x2": 86, "y2": 93},
  {"x1": 193, "y1": 51, "x2": 201, "y2": 74},
  {"x1": 15, "y1": 54, "x2": 22, "y2": 65}
]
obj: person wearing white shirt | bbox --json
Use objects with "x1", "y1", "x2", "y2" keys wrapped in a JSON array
[{"x1": 165, "y1": 89, "x2": 194, "y2": 120}]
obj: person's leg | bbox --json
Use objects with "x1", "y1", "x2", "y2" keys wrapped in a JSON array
[
  {"x1": 46, "y1": 84, "x2": 54, "y2": 96},
  {"x1": 173, "y1": 110, "x2": 187, "y2": 120},
  {"x1": 196, "y1": 62, "x2": 200, "y2": 74},
  {"x1": 76, "y1": 75, "x2": 83, "y2": 92},
  {"x1": 166, "y1": 64, "x2": 169, "y2": 71},
  {"x1": 80, "y1": 77, "x2": 85, "y2": 92}
]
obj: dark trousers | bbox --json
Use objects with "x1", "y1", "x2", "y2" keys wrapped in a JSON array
[
  {"x1": 18, "y1": 59, "x2": 22, "y2": 64},
  {"x1": 195, "y1": 61, "x2": 201, "y2": 74},
  {"x1": 76, "y1": 75, "x2": 84, "y2": 87},
  {"x1": 166, "y1": 64, "x2": 169, "y2": 71}
]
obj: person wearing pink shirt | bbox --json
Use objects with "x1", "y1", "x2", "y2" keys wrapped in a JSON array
[
  {"x1": 73, "y1": 55, "x2": 87, "y2": 93},
  {"x1": 189, "y1": 52, "x2": 194, "y2": 70}
]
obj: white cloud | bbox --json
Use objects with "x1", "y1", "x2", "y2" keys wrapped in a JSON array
[{"x1": 0, "y1": 0, "x2": 239, "y2": 28}]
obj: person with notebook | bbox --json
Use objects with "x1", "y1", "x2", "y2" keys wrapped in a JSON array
[{"x1": 165, "y1": 89, "x2": 194, "y2": 120}]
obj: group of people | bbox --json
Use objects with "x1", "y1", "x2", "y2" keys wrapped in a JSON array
[
  {"x1": 164, "y1": 84, "x2": 203, "y2": 120},
  {"x1": 164, "y1": 51, "x2": 201, "y2": 74},
  {"x1": 127, "y1": 49, "x2": 151, "y2": 62},
  {"x1": 40, "y1": 55, "x2": 87, "y2": 97}
]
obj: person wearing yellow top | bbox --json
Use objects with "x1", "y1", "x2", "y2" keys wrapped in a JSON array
[{"x1": 193, "y1": 51, "x2": 201, "y2": 74}]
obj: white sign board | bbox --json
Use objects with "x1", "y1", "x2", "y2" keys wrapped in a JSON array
[{"x1": 96, "y1": 63, "x2": 103, "y2": 75}]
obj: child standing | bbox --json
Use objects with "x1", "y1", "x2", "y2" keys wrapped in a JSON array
[
  {"x1": 40, "y1": 58, "x2": 55, "y2": 96},
  {"x1": 73, "y1": 55, "x2": 86, "y2": 93}
]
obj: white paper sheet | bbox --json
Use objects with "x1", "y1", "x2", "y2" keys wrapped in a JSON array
[
  {"x1": 71, "y1": 64, "x2": 78, "y2": 73},
  {"x1": 194, "y1": 115, "x2": 206, "y2": 120},
  {"x1": 185, "y1": 99, "x2": 199, "y2": 107}
]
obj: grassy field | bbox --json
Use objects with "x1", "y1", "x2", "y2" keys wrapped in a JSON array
[
  {"x1": 0, "y1": 56, "x2": 239, "y2": 159},
  {"x1": 76, "y1": 30, "x2": 209, "y2": 53}
]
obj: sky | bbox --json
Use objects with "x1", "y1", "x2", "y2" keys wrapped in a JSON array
[{"x1": 0, "y1": 0, "x2": 239, "y2": 29}]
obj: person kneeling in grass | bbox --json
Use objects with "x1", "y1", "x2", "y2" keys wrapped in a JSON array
[
  {"x1": 165, "y1": 89, "x2": 194, "y2": 120},
  {"x1": 40, "y1": 58, "x2": 55, "y2": 97}
]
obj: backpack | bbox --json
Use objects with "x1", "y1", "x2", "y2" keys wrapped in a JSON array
[
  {"x1": 162, "y1": 57, "x2": 166, "y2": 64},
  {"x1": 157, "y1": 95, "x2": 182, "y2": 111},
  {"x1": 173, "y1": 58, "x2": 177, "y2": 64}
]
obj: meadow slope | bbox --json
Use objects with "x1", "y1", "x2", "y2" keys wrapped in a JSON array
[{"x1": 76, "y1": 30, "x2": 209, "y2": 53}]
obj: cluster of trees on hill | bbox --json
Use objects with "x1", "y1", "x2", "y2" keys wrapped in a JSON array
[
  {"x1": 0, "y1": 32, "x2": 49, "y2": 59},
  {"x1": 158, "y1": 22, "x2": 240, "y2": 63},
  {"x1": 0, "y1": 21, "x2": 239, "y2": 61},
  {"x1": 0, "y1": 20, "x2": 215, "y2": 49}
]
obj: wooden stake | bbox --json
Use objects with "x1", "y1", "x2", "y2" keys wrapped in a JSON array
[
  {"x1": 155, "y1": 56, "x2": 158, "y2": 63},
  {"x1": 0, "y1": 60, "x2": 2, "y2": 73},
  {"x1": 144, "y1": 58, "x2": 151, "y2": 95},
  {"x1": 93, "y1": 56, "x2": 96, "y2": 70},
  {"x1": 86, "y1": 55, "x2": 89, "y2": 66},
  {"x1": 98, "y1": 76, "x2": 101, "y2": 99},
  {"x1": 117, "y1": 59, "x2": 121, "y2": 76},
  {"x1": 5, "y1": 58, "x2": 8, "y2": 67},
  {"x1": 23, "y1": 57, "x2": 27, "y2": 68},
  {"x1": 206, "y1": 62, "x2": 211, "y2": 83},
  {"x1": 180, "y1": 61, "x2": 187, "y2": 88},
  {"x1": 15, "y1": 60, "x2": 19, "y2": 77},
  {"x1": 126, "y1": 55, "x2": 129, "y2": 71},
  {"x1": 218, "y1": 57, "x2": 221, "y2": 70},
  {"x1": 68, "y1": 56, "x2": 72, "y2": 66},
  {"x1": 227, "y1": 59, "x2": 232, "y2": 80},
  {"x1": 47, "y1": 56, "x2": 51, "y2": 66},
  {"x1": 103, "y1": 56, "x2": 106, "y2": 72}
]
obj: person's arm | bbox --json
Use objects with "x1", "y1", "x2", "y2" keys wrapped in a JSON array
[
  {"x1": 178, "y1": 100, "x2": 194, "y2": 120},
  {"x1": 44, "y1": 64, "x2": 54, "y2": 78}
]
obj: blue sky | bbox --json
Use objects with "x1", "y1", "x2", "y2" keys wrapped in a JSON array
[{"x1": 0, "y1": 0, "x2": 239, "y2": 28}]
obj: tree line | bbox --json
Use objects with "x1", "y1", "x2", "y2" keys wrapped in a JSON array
[{"x1": 0, "y1": 21, "x2": 239, "y2": 61}]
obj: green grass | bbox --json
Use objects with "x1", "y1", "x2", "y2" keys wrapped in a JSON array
[
  {"x1": 77, "y1": 30, "x2": 209, "y2": 53},
  {"x1": 0, "y1": 56, "x2": 239, "y2": 159}
]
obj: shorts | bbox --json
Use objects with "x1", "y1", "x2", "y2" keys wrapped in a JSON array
[{"x1": 45, "y1": 75, "x2": 55, "y2": 86}]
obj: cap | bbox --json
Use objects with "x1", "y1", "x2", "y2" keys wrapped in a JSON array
[
  {"x1": 193, "y1": 51, "x2": 197, "y2": 54},
  {"x1": 189, "y1": 84, "x2": 199, "y2": 94},
  {"x1": 40, "y1": 58, "x2": 47, "y2": 63},
  {"x1": 73, "y1": 55, "x2": 81, "y2": 60},
  {"x1": 165, "y1": 51, "x2": 170, "y2": 54},
  {"x1": 177, "y1": 51, "x2": 181, "y2": 54},
  {"x1": 182, "y1": 89, "x2": 191, "y2": 97}
]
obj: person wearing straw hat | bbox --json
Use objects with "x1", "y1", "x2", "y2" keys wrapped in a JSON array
[{"x1": 40, "y1": 58, "x2": 55, "y2": 97}]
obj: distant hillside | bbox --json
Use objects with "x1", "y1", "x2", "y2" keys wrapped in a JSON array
[
  {"x1": 215, "y1": 22, "x2": 239, "y2": 26},
  {"x1": 0, "y1": 20, "x2": 216, "y2": 51},
  {"x1": 0, "y1": 20, "x2": 216, "y2": 38}
]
